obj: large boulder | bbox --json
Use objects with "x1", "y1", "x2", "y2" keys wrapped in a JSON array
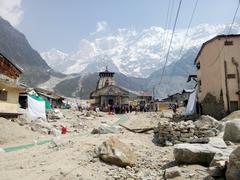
[
  {"x1": 223, "y1": 119, "x2": 240, "y2": 143},
  {"x1": 222, "y1": 110, "x2": 240, "y2": 121},
  {"x1": 226, "y1": 146, "x2": 240, "y2": 180},
  {"x1": 194, "y1": 115, "x2": 223, "y2": 132},
  {"x1": 97, "y1": 137, "x2": 137, "y2": 167},
  {"x1": 174, "y1": 143, "x2": 221, "y2": 166}
]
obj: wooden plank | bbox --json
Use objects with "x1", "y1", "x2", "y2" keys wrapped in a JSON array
[{"x1": 119, "y1": 124, "x2": 154, "y2": 133}]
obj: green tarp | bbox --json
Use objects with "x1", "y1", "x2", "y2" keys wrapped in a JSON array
[{"x1": 30, "y1": 95, "x2": 52, "y2": 110}]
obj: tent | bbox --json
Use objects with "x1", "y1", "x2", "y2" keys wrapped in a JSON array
[{"x1": 30, "y1": 95, "x2": 51, "y2": 110}]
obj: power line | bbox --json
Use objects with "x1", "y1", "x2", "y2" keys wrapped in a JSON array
[
  {"x1": 152, "y1": 0, "x2": 173, "y2": 99},
  {"x1": 157, "y1": 0, "x2": 183, "y2": 87},
  {"x1": 177, "y1": 0, "x2": 198, "y2": 59},
  {"x1": 160, "y1": 0, "x2": 172, "y2": 51},
  {"x1": 162, "y1": 0, "x2": 176, "y2": 54},
  {"x1": 227, "y1": 0, "x2": 240, "y2": 34},
  {"x1": 209, "y1": 0, "x2": 240, "y2": 67},
  {"x1": 167, "y1": 0, "x2": 199, "y2": 82}
]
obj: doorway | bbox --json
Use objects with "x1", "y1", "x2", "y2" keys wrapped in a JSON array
[{"x1": 108, "y1": 99, "x2": 114, "y2": 105}]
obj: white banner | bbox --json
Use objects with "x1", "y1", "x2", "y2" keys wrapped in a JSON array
[
  {"x1": 185, "y1": 89, "x2": 197, "y2": 115},
  {"x1": 27, "y1": 95, "x2": 46, "y2": 121}
]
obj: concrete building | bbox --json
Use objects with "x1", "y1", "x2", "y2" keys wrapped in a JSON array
[
  {"x1": 0, "y1": 53, "x2": 23, "y2": 117},
  {"x1": 195, "y1": 34, "x2": 240, "y2": 119},
  {"x1": 162, "y1": 89, "x2": 194, "y2": 107},
  {"x1": 90, "y1": 68, "x2": 129, "y2": 109}
]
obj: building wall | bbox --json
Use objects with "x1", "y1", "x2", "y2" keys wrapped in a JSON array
[
  {"x1": 197, "y1": 36, "x2": 240, "y2": 118},
  {"x1": 97, "y1": 77, "x2": 116, "y2": 89},
  {"x1": 0, "y1": 83, "x2": 20, "y2": 113},
  {"x1": 96, "y1": 96, "x2": 129, "y2": 107}
]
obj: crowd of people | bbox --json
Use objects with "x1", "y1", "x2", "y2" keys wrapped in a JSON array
[{"x1": 75, "y1": 100, "x2": 178, "y2": 114}]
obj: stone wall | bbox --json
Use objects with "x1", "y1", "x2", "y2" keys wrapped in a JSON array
[
  {"x1": 154, "y1": 116, "x2": 223, "y2": 146},
  {"x1": 200, "y1": 92, "x2": 225, "y2": 120}
]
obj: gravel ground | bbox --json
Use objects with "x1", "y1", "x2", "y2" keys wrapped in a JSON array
[{"x1": 0, "y1": 109, "x2": 208, "y2": 180}]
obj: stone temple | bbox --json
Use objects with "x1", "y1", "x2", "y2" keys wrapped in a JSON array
[{"x1": 90, "y1": 67, "x2": 129, "y2": 110}]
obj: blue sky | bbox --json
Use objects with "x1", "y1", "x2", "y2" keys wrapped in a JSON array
[{"x1": 0, "y1": 0, "x2": 238, "y2": 52}]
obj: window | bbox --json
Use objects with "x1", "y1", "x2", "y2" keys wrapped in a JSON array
[
  {"x1": 224, "y1": 40, "x2": 233, "y2": 46},
  {"x1": 0, "y1": 89, "x2": 7, "y2": 101},
  {"x1": 227, "y1": 74, "x2": 236, "y2": 79}
]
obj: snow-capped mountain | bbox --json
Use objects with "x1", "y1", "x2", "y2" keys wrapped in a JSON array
[
  {"x1": 41, "y1": 48, "x2": 76, "y2": 73},
  {"x1": 41, "y1": 23, "x2": 240, "y2": 78}
]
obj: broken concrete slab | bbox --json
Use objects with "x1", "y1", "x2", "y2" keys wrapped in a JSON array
[
  {"x1": 208, "y1": 137, "x2": 227, "y2": 149},
  {"x1": 174, "y1": 143, "x2": 221, "y2": 166}
]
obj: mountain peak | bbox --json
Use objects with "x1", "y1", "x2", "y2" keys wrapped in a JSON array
[{"x1": 42, "y1": 23, "x2": 240, "y2": 78}]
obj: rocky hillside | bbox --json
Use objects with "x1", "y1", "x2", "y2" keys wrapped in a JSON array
[
  {"x1": 0, "y1": 17, "x2": 64, "y2": 86},
  {"x1": 146, "y1": 48, "x2": 198, "y2": 98},
  {"x1": 54, "y1": 72, "x2": 149, "y2": 99},
  {"x1": 52, "y1": 48, "x2": 197, "y2": 99}
]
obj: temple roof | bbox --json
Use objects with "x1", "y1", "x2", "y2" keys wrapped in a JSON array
[{"x1": 99, "y1": 66, "x2": 114, "y2": 77}]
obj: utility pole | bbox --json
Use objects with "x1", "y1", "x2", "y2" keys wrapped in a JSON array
[{"x1": 152, "y1": 86, "x2": 155, "y2": 100}]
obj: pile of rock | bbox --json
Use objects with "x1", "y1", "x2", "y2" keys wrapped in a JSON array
[
  {"x1": 154, "y1": 115, "x2": 223, "y2": 146},
  {"x1": 174, "y1": 140, "x2": 239, "y2": 179},
  {"x1": 172, "y1": 117, "x2": 240, "y2": 180},
  {"x1": 47, "y1": 109, "x2": 64, "y2": 120}
]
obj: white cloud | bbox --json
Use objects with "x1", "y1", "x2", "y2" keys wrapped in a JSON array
[
  {"x1": 96, "y1": 20, "x2": 108, "y2": 32},
  {"x1": 0, "y1": 0, "x2": 23, "y2": 26}
]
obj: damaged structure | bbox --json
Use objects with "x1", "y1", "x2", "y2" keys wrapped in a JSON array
[
  {"x1": 162, "y1": 89, "x2": 194, "y2": 107},
  {"x1": 0, "y1": 53, "x2": 23, "y2": 117},
  {"x1": 195, "y1": 34, "x2": 240, "y2": 119},
  {"x1": 34, "y1": 88, "x2": 65, "y2": 108},
  {"x1": 90, "y1": 67, "x2": 129, "y2": 109}
]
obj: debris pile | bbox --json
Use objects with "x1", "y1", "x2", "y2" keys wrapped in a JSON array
[
  {"x1": 47, "y1": 109, "x2": 64, "y2": 120},
  {"x1": 30, "y1": 119, "x2": 53, "y2": 134},
  {"x1": 91, "y1": 123, "x2": 119, "y2": 134},
  {"x1": 154, "y1": 115, "x2": 223, "y2": 146}
]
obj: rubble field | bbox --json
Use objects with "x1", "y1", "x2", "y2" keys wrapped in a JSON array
[{"x1": 0, "y1": 109, "x2": 239, "y2": 180}]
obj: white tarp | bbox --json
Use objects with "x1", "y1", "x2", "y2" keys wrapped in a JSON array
[
  {"x1": 27, "y1": 95, "x2": 46, "y2": 121},
  {"x1": 185, "y1": 89, "x2": 197, "y2": 115}
]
